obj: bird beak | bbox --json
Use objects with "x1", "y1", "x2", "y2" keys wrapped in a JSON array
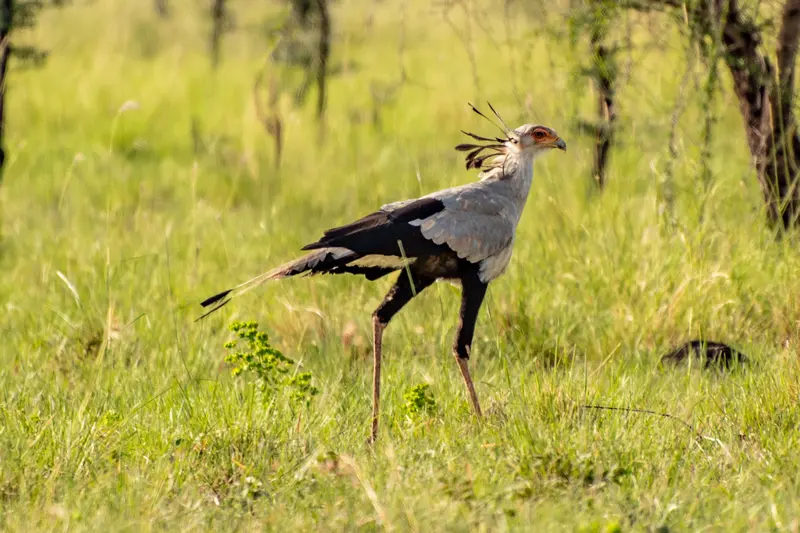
[{"x1": 554, "y1": 138, "x2": 567, "y2": 152}]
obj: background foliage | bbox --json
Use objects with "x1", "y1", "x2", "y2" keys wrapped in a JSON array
[{"x1": 1, "y1": 0, "x2": 799, "y2": 530}]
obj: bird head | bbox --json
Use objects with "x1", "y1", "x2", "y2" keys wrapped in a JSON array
[
  {"x1": 456, "y1": 123, "x2": 566, "y2": 171},
  {"x1": 456, "y1": 103, "x2": 566, "y2": 171},
  {"x1": 507, "y1": 124, "x2": 567, "y2": 157}
]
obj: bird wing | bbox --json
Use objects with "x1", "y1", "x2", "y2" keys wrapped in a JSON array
[
  {"x1": 409, "y1": 184, "x2": 515, "y2": 263},
  {"x1": 304, "y1": 180, "x2": 516, "y2": 265},
  {"x1": 301, "y1": 196, "x2": 451, "y2": 257}
]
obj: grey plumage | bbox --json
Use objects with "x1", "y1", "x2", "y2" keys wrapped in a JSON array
[
  {"x1": 199, "y1": 112, "x2": 567, "y2": 442},
  {"x1": 407, "y1": 156, "x2": 534, "y2": 282}
]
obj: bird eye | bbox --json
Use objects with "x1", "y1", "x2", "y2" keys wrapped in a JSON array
[{"x1": 533, "y1": 129, "x2": 546, "y2": 140}]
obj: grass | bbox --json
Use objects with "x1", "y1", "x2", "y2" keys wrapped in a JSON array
[{"x1": 1, "y1": 0, "x2": 799, "y2": 530}]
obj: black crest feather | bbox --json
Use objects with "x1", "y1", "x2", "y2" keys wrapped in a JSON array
[{"x1": 455, "y1": 102, "x2": 511, "y2": 171}]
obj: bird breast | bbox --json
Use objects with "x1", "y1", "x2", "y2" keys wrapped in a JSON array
[{"x1": 478, "y1": 242, "x2": 514, "y2": 282}]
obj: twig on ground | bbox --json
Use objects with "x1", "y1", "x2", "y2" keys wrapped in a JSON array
[{"x1": 581, "y1": 403, "x2": 699, "y2": 437}]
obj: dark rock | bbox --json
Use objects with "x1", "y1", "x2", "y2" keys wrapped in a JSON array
[{"x1": 660, "y1": 340, "x2": 749, "y2": 369}]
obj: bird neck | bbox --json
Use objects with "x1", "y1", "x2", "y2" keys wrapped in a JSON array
[
  {"x1": 475, "y1": 151, "x2": 535, "y2": 225},
  {"x1": 477, "y1": 151, "x2": 536, "y2": 215},
  {"x1": 507, "y1": 151, "x2": 535, "y2": 195},
  {"x1": 499, "y1": 152, "x2": 536, "y2": 225}
]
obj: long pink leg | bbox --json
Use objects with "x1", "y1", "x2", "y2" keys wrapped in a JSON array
[
  {"x1": 456, "y1": 356, "x2": 483, "y2": 416},
  {"x1": 367, "y1": 273, "x2": 435, "y2": 443},
  {"x1": 370, "y1": 317, "x2": 384, "y2": 443}
]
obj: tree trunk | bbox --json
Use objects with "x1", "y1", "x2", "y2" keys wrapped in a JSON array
[
  {"x1": 210, "y1": 0, "x2": 225, "y2": 68},
  {"x1": 590, "y1": 32, "x2": 616, "y2": 190},
  {"x1": 315, "y1": 0, "x2": 330, "y2": 121},
  {"x1": 767, "y1": 0, "x2": 800, "y2": 228},
  {"x1": 624, "y1": 0, "x2": 800, "y2": 228},
  {"x1": 0, "y1": 0, "x2": 12, "y2": 179},
  {"x1": 253, "y1": 68, "x2": 283, "y2": 170},
  {"x1": 714, "y1": 0, "x2": 800, "y2": 229},
  {"x1": 154, "y1": 0, "x2": 169, "y2": 18}
]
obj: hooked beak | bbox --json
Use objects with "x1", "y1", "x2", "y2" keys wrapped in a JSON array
[{"x1": 554, "y1": 138, "x2": 567, "y2": 152}]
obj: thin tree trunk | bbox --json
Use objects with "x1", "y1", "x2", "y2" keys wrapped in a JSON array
[
  {"x1": 315, "y1": 0, "x2": 330, "y2": 121},
  {"x1": 591, "y1": 35, "x2": 615, "y2": 190},
  {"x1": 0, "y1": 0, "x2": 12, "y2": 178},
  {"x1": 253, "y1": 67, "x2": 283, "y2": 170},
  {"x1": 154, "y1": 0, "x2": 169, "y2": 18},
  {"x1": 210, "y1": 0, "x2": 225, "y2": 68}
]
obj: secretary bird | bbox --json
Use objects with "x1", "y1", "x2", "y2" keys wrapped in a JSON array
[{"x1": 199, "y1": 105, "x2": 566, "y2": 442}]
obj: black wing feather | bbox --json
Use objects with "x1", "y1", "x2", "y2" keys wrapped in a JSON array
[
  {"x1": 320, "y1": 265, "x2": 396, "y2": 280},
  {"x1": 301, "y1": 197, "x2": 449, "y2": 258}
]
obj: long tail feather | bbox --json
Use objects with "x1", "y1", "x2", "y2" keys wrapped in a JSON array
[
  {"x1": 196, "y1": 248, "x2": 358, "y2": 321},
  {"x1": 200, "y1": 289, "x2": 233, "y2": 307},
  {"x1": 195, "y1": 269, "x2": 283, "y2": 321},
  {"x1": 196, "y1": 297, "x2": 233, "y2": 321}
]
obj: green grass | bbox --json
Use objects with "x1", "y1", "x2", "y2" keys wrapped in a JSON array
[{"x1": 1, "y1": 0, "x2": 800, "y2": 530}]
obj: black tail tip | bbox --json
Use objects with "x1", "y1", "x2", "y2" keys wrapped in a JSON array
[
  {"x1": 195, "y1": 297, "x2": 232, "y2": 322},
  {"x1": 201, "y1": 289, "x2": 233, "y2": 308}
]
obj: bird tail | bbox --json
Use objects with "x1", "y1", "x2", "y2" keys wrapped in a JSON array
[{"x1": 196, "y1": 248, "x2": 358, "y2": 321}]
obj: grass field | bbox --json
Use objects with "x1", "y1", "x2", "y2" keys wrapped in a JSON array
[{"x1": 2, "y1": 0, "x2": 800, "y2": 530}]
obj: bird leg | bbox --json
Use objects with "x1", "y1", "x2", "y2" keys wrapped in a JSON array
[
  {"x1": 371, "y1": 316, "x2": 384, "y2": 443},
  {"x1": 456, "y1": 357, "x2": 482, "y2": 417},
  {"x1": 369, "y1": 271, "x2": 435, "y2": 443},
  {"x1": 453, "y1": 267, "x2": 488, "y2": 417}
]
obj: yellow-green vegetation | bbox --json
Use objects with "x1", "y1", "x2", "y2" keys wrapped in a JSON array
[{"x1": 2, "y1": 0, "x2": 799, "y2": 530}]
